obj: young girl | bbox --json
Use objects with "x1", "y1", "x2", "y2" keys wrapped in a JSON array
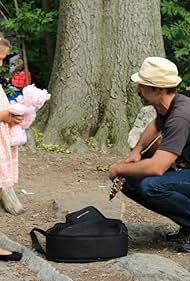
[{"x1": 0, "y1": 37, "x2": 23, "y2": 261}]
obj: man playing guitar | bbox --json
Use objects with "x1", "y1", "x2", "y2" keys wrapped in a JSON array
[{"x1": 109, "y1": 57, "x2": 190, "y2": 253}]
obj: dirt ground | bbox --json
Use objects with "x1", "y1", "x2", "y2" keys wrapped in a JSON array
[{"x1": 1, "y1": 149, "x2": 190, "y2": 281}]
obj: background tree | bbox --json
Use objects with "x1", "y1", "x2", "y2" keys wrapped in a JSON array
[{"x1": 43, "y1": 0, "x2": 165, "y2": 154}]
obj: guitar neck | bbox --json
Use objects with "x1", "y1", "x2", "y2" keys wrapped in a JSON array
[
  {"x1": 141, "y1": 134, "x2": 162, "y2": 157},
  {"x1": 109, "y1": 134, "x2": 162, "y2": 200}
]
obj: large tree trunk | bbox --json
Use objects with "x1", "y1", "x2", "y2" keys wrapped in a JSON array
[{"x1": 43, "y1": 0, "x2": 165, "y2": 154}]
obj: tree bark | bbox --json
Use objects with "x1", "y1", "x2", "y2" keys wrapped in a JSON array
[{"x1": 43, "y1": 0, "x2": 165, "y2": 154}]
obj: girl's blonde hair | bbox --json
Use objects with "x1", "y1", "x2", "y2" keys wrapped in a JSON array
[{"x1": 0, "y1": 37, "x2": 11, "y2": 48}]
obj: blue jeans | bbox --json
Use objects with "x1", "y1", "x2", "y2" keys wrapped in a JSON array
[{"x1": 122, "y1": 168, "x2": 190, "y2": 228}]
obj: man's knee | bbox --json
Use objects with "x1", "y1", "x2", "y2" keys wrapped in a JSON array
[{"x1": 139, "y1": 176, "x2": 164, "y2": 200}]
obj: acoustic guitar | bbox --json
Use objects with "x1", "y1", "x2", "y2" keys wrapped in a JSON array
[{"x1": 109, "y1": 135, "x2": 162, "y2": 200}]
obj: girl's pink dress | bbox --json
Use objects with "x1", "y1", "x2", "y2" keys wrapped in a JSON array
[{"x1": 0, "y1": 85, "x2": 18, "y2": 188}]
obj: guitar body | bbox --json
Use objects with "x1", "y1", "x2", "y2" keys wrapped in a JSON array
[{"x1": 141, "y1": 136, "x2": 162, "y2": 159}]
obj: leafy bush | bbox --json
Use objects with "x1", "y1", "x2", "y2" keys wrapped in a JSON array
[
  {"x1": 161, "y1": 0, "x2": 190, "y2": 95},
  {"x1": 0, "y1": 0, "x2": 58, "y2": 88},
  {"x1": 1, "y1": 3, "x2": 57, "y2": 40}
]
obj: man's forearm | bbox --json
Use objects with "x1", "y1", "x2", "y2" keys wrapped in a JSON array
[
  {"x1": 134, "y1": 119, "x2": 160, "y2": 151},
  {"x1": 115, "y1": 158, "x2": 160, "y2": 178}
]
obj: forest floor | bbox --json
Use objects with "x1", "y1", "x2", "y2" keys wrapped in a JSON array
[{"x1": 1, "y1": 149, "x2": 190, "y2": 281}]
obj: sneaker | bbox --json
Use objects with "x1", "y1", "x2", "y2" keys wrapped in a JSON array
[
  {"x1": 166, "y1": 227, "x2": 190, "y2": 242},
  {"x1": 175, "y1": 242, "x2": 190, "y2": 253}
]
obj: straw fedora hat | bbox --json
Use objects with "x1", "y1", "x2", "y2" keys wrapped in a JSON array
[{"x1": 131, "y1": 57, "x2": 182, "y2": 88}]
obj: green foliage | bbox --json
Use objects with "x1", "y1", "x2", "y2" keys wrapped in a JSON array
[
  {"x1": 96, "y1": 165, "x2": 108, "y2": 172},
  {"x1": 0, "y1": 57, "x2": 13, "y2": 95},
  {"x1": 31, "y1": 127, "x2": 43, "y2": 147},
  {"x1": 32, "y1": 127, "x2": 71, "y2": 153},
  {"x1": 0, "y1": 44, "x2": 22, "y2": 94},
  {"x1": 106, "y1": 138, "x2": 114, "y2": 148},
  {"x1": 0, "y1": 0, "x2": 59, "y2": 88},
  {"x1": 40, "y1": 143, "x2": 71, "y2": 154},
  {"x1": 0, "y1": 63, "x2": 9, "y2": 84},
  {"x1": 87, "y1": 137, "x2": 97, "y2": 149},
  {"x1": 161, "y1": 0, "x2": 190, "y2": 95},
  {"x1": 1, "y1": 4, "x2": 57, "y2": 40}
]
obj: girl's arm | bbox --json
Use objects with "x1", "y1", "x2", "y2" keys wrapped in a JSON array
[
  {"x1": 0, "y1": 110, "x2": 23, "y2": 125},
  {"x1": 0, "y1": 110, "x2": 12, "y2": 123}
]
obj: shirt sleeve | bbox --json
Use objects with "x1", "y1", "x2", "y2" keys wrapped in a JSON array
[{"x1": 159, "y1": 116, "x2": 190, "y2": 156}]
